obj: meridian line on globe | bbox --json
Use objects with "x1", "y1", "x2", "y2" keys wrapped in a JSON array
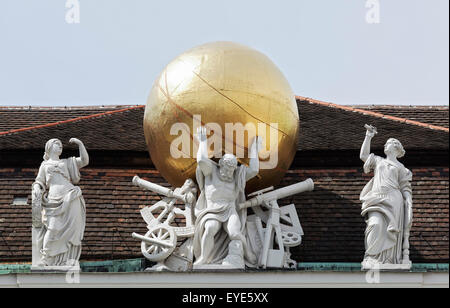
[
  {"x1": 191, "y1": 69, "x2": 291, "y2": 139},
  {"x1": 179, "y1": 58, "x2": 292, "y2": 140},
  {"x1": 160, "y1": 69, "x2": 257, "y2": 155},
  {"x1": 160, "y1": 72, "x2": 257, "y2": 166},
  {"x1": 155, "y1": 81, "x2": 192, "y2": 160},
  {"x1": 159, "y1": 81, "x2": 248, "y2": 153},
  {"x1": 159, "y1": 83, "x2": 249, "y2": 171},
  {"x1": 158, "y1": 84, "x2": 288, "y2": 175}
]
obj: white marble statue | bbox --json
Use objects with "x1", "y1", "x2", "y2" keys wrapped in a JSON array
[
  {"x1": 132, "y1": 126, "x2": 312, "y2": 270},
  {"x1": 359, "y1": 124, "x2": 413, "y2": 270},
  {"x1": 193, "y1": 127, "x2": 261, "y2": 269},
  {"x1": 31, "y1": 138, "x2": 89, "y2": 269},
  {"x1": 192, "y1": 126, "x2": 262, "y2": 269}
]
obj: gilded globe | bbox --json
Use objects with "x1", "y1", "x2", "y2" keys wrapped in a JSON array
[{"x1": 144, "y1": 41, "x2": 299, "y2": 193}]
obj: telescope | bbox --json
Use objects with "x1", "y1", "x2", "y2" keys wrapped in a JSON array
[
  {"x1": 132, "y1": 175, "x2": 187, "y2": 203},
  {"x1": 239, "y1": 179, "x2": 314, "y2": 210}
]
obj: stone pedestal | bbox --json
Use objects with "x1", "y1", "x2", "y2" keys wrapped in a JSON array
[{"x1": 361, "y1": 261, "x2": 412, "y2": 271}]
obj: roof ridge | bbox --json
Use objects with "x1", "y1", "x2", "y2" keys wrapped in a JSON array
[
  {"x1": 296, "y1": 96, "x2": 449, "y2": 133},
  {"x1": 350, "y1": 105, "x2": 449, "y2": 109},
  {"x1": 0, "y1": 105, "x2": 145, "y2": 136}
]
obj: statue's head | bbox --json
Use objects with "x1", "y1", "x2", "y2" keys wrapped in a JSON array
[
  {"x1": 44, "y1": 138, "x2": 63, "y2": 160},
  {"x1": 218, "y1": 153, "x2": 238, "y2": 182},
  {"x1": 384, "y1": 138, "x2": 405, "y2": 158}
]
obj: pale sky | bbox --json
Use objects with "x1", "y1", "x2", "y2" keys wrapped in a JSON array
[{"x1": 0, "y1": 0, "x2": 448, "y2": 106}]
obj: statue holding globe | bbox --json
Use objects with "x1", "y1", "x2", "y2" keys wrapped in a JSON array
[
  {"x1": 143, "y1": 41, "x2": 300, "y2": 193},
  {"x1": 192, "y1": 126, "x2": 263, "y2": 269},
  {"x1": 132, "y1": 41, "x2": 312, "y2": 271}
]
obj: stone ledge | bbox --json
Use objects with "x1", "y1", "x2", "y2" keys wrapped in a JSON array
[
  {"x1": 0, "y1": 270, "x2": 448, "y2": 288},
  {"x1": 1, "y1": 260, "x2": 448, "y2": 274}
]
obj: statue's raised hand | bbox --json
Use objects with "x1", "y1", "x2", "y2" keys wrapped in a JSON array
[
  {"x1": 195, "y1": 126, "x2": 208, "y2": 143},
  {"x1": 69, "y1": 138, "x2": 83, "y2": 146},
  {"x1": 251, "y1": 136, "x2": 264, "y2": 153},
  {"x1": 364, "y1": 124, "x2": 377, "y2": 138}
]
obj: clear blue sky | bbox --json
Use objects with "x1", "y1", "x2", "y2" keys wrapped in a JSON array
[{"x1": 0, "y1": 0, "x2": 448, "y2": 106}]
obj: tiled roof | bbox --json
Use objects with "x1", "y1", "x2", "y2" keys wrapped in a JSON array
[
  {"x1": 0, "y1": 105, "x2": 137, "y2": 132},
  {"x1": 0, "y1": 100, "x2": 448, "y2": 151},
  {"x1": 297, "y1": 96, "x2": 449, "y2": 132},
  {"x1": 0, "y1": 106, "x2": 146, "y2": 151},
  {"x1": 0, "y1": 166, "x2": 447, "y2": 263},
  {"x1": 296, "y1": 98, "x2": 448, "y2": 151}
]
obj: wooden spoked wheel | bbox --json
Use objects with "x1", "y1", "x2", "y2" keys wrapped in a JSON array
[{"x1": 141, "y1": 225, "x2": 177, "y2": 261}]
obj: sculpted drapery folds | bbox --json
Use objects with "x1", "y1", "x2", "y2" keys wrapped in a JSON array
[
  {"x1": 359, "y1": 125, "x2": 413, "y2": 269},
  {"x1": 32, "y1": 138, "x2": 89, "y2": 267}
]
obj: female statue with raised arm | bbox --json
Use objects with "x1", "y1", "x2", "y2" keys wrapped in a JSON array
[
  {"x1": 32, "y1": 138, "x2": 89, "y2": 268},
  {"x1": 359, "y1": 125, "x2": 413, "y2": 269}
]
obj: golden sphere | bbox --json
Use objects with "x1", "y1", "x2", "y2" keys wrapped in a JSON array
[{"x1": 144, "y1": 41, "x2": 299, "y2": 193}]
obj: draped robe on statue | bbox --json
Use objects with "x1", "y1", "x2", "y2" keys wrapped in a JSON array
[
  {"x1": 360, "y1": 153, "x2": 412, "y2": 264},
  {"x1": 33, "y1": 157, "x2": 86, "y2": 266},
  {"x1": 193, "y1": 165, "x2": 257, "y2": 267}
]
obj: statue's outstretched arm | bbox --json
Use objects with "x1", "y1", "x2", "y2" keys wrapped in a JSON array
[
  {"x1": 195, "y1": 126, "x2": 213, "y2": 176},
  {"x1": 246, "y1": 136, "x2": 262, "y2": 181},
  {"x1": 360, "y1": 125, "x2": 376, "y2": 162},
  {"x1": 70, "y1": 138, "x2": 89, "y2": 168}
]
